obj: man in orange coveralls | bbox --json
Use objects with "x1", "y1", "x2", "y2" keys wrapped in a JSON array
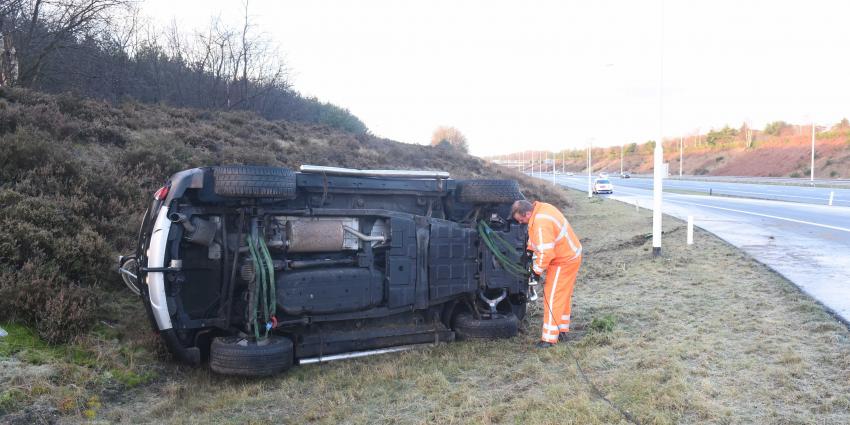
[{"x1": 511, "y1": 200, "x2": 583, "y2": 348}]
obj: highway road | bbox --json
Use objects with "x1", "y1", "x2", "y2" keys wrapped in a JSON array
[
  {"x1": 540, "y1": 173, "x2": 850, "y2": 323},
  {"x1": 567, "y1": 174, "x2": 850, "y2": 206}
]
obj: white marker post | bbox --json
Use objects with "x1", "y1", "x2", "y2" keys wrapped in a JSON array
[
  {"x1": 829, "y1": 191, "x2": 834, "y2": 206},
  {"x1": 687, "y1": 215, "x2": 694, "y2": 245}
]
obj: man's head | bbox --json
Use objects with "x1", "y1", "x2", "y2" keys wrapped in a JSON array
[{"x1": 511, "y1": 200, "x2": 534, "y2": 224}]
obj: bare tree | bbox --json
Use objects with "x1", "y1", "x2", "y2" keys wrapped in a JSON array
[
  {"x1": 431, "y1": 126, "x2": 469, "y2": 153},
  {"x1": 1, "y1": 0, "x2": 131, "y2": 86}
]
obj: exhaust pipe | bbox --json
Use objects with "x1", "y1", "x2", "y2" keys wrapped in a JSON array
[
  {"x1": 343, "y1": 225, "x2": 387, "y2": 243},
  {"x1": 168, "y1": 213, "x2": 216, "y2": 246},
  {"x1": 168, "y1": 213, "x2": 195, "y2": 232}
]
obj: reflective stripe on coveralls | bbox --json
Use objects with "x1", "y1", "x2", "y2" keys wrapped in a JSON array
[{"x1": 540, "y1": 258, "x2": 582, "y2": 343}]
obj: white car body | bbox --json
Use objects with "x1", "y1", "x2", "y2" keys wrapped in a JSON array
[{"x1": 593, "y1": 178, "x2": 613, "y2": 194}]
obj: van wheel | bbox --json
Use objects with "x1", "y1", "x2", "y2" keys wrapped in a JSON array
[
  {"x1": 212, "y1": 166, "x2": 297, "y2": 199},
  {"x1": 209, "y1": 336, "x2": 294, "y2": 376},
  {"x1": 453, "y1": 312, "x2": 519, "y2": 340},
  {"x1": 456, "y1": 180, "x2": 525, "y2": 203}
]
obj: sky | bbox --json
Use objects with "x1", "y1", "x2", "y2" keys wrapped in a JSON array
[{"x1": 141, "y1": 0, "x2": 850, "y2": 156}]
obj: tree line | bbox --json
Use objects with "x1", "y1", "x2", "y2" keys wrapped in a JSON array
[{"x1": 0, "y1": 0, "x2": 367, "y2": 133}]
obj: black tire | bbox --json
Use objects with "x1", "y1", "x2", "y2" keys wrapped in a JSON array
[
  {"x1": 508, "y1": 300, "x2": 527, "y2": 322},
  {"x1": 453, "y1": 312, "x2": 519, "y2": 340},
  {"x1": 209, "y1": 336, "x2": 294, "y2": 377},
  {"x1": 212, "y1": 166, "x2": 297, "y2": 198},
  {"x1": 456, "y1": 180, "x2": 524, "y2": 204}
]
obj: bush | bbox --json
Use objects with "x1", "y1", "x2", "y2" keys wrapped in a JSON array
[
  {"x1": 589, "y1": 315, "x2": 617, "y2": 333},
  {"x1": 764, "y1": 121, "x2": 790, "y2": 136},
  {"x1": 0, "y1": 261, "x2": 97, "y2": 344}
]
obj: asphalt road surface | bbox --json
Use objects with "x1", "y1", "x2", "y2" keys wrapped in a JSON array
[
  {"x1": 601, "y1": 175, "x2": 849, "y2": 206},
  {"x1": 542, "y1": 173, "x2": 850, "y2": 323}
]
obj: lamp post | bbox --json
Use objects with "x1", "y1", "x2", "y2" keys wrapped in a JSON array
[
  {"x1": 551, "y1": 151, "x2": 556, "y2": 185},
  {"x1": 620, "y1": 144, "x2": 624, "y2": 176},
  {"x1": 811, "y1": 122, "x2": 815, "y2": 182},
  {"x1": 587, "y1": 139, "x2": 593, "y2": 198},
  {"x1": 679, "y1": 136, "x2": 683, "y2": 177},
  {"x1": 652, "y1": 0, "x2": 665, "y2": 257}
]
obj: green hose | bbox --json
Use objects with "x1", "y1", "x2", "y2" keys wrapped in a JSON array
[
  {"x1": 477, "y1": 220, "x2": 528, "y2": 278},
  {"x1": 259, "y1": 236, "x2": 276, "y2": 331},
  {"x1": 246, "y1": 233, "x2": 277, "y2": 340}
]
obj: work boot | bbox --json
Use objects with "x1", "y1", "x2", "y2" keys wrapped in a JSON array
[{"x1": 535, "y1": 341, "x2": 555, "y2": 349}]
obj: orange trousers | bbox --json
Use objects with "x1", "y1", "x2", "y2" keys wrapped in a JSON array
[{"x1": 540, "y1": 256, "x2": 582, "y2": 343}]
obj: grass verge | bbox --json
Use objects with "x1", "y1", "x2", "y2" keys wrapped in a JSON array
[{"x1": 4, "y1": 185, "x2": 850, "y2": 424}]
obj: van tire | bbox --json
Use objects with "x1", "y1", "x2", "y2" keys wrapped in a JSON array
[
  {"x1": 209, "y1": 336, "x2": 294, "y2": 376},
  {"x1": 453, "y1": 312, "x2": 519, "y2": 340},
  {"x1": 212, "y1": 166, "x2": 297, "y2": 199}
]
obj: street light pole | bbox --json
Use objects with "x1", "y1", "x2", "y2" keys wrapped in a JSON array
[
  {"x1": 811, "y1": 122, "x2": 815, "y2": 182},
  {"x1": 620, "y1": 144, "x2": 624, "y2": 175},
  {"x1": 587, "y1": 141, "x2": 593, "y2": 198},
  {"x1": 552, "y1": 151, "x2": 556, "y2": 185},
  {"x1": 679, "y1": 136, "x2": 683, "y2": 177},
  {"x1": 652, "y1": 0, "x2": 665, "y2": 257}
]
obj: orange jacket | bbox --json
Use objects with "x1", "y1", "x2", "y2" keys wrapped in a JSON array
[{"x1": 527, "y1": 201, "x2": 582, "y2": 275}]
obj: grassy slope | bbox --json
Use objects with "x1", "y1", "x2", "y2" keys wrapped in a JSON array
[
  {"x1": 74, "y1": 189, "x2": 850, "y2": 424},
  {"x1": 0, "y1": 88, "x2": 567, "y2": 421},
  {"x1": 2, "y1": 89, "x2": 849, "y2": 422}
]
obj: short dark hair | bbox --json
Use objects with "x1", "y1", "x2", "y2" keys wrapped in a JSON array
[{"x1": 511, "y1": 200, "x2": 533, "y2": 216}]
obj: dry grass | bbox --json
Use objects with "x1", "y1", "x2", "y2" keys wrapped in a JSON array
[{"x1": 53, "y1": 186, "x2": 850, "y2": 424}]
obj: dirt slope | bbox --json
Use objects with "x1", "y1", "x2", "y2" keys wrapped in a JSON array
[{"x1": 507, "y1": 131, "x2": 850, "y2": 178}]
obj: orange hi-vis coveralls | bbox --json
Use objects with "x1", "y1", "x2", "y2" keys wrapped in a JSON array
[{"x1": 527, "y1": 201, "x2": 583, "y2": 344}]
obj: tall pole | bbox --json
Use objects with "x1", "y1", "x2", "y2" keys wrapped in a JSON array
[
  {"x1": 587, "y1": 141, "x2": 593, "y2": 198},
  {"x1": 652, "y1": 0, "x2": 665, "y2": 257},
  {"x1": 620, "y1": 144, "x2": 624, "y2": 175},
  {"x1": 811, "y1": 122, "x2": 815, "y2": 181},
  {"x1": 679, "y1": 136, "x2": 683, "y2": 176},
  {"x1": 562, "y1": 150, "x2": 565, "y2": 174},
  {"x1": 551, "y1": 152, "x2": 556, "y2": 185}
]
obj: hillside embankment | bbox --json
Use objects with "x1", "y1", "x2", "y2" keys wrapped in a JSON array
[
  {"x1": 2, "y1": 89, "x2": 849, "y2": 423},
  {"x1": 508, "y1": 128, "x2": 850, "y2": 179},
  {"x1": 0, "y1": 87, "x2": 565, "y2": 420}
]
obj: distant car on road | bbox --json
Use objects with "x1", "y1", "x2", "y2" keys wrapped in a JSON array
[
  {"x1": 593, "y1": 178, "x2": 613, "y2": 194},
  {"x1": 566, "y1": 172, "x2": 575, "y2": 176},
  {"x1": 599, "y1": 172, "x2": 609, "y2": 179},
  {"x1": 620, "y1": 172, "x2": 630, "y2": 179}
]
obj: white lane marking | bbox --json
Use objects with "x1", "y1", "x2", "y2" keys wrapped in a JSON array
[
  {"x1": 613, "y1": 180, "x2": 846, "y2": 203},
  {"x1": 662, "y1": 198, "x2": 850, "y2": 233}
]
